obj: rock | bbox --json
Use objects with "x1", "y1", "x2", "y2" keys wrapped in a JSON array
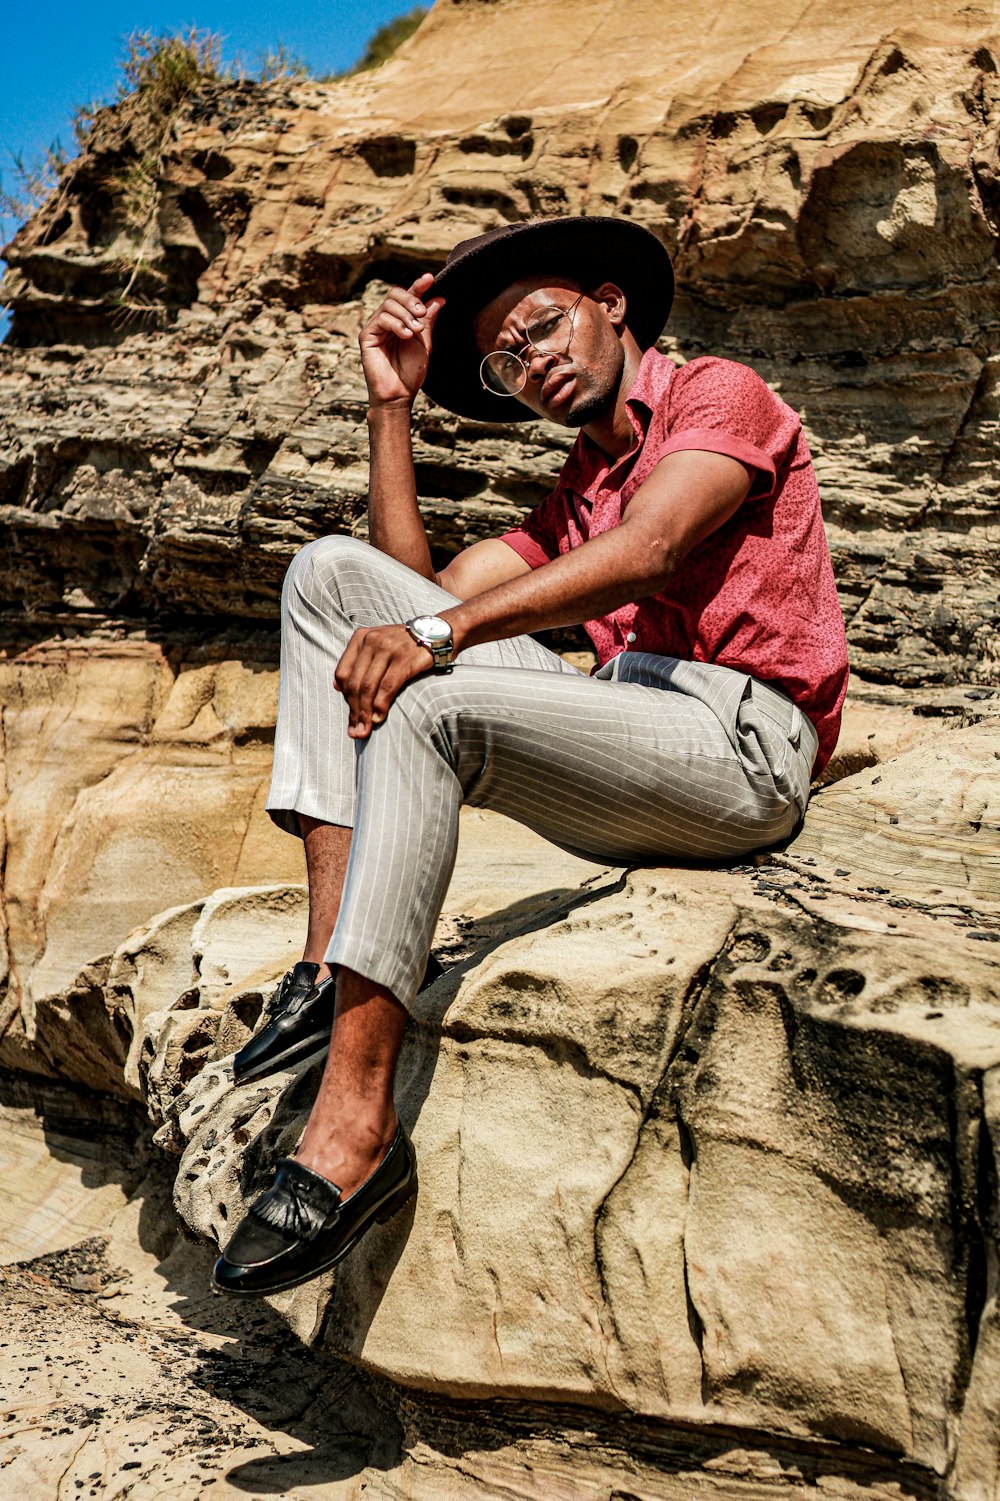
[
  {"x1": 133, "y1": 885, "x2": 310, "y2": 1120},
  {"x1": 143, "y1": 722, "x2": 999, "y2": 1491},
  {"x1": 816, "y1": 683, "x2": 995, "y2": 784},
  {"x1": 784, "y1": 717, "x2": 1000, "y2": 912},
  {"x1": 16, "y1": 808, "x2": 603, "y2": 1110},
  {"x1": 0, "y1": 1079, "x2": 141, "y2": 1265},
  {"x1": 0, "y1": 0, "x2": 998, "y2": 689},
  {"x1": 0, "y1": 638, "x2": 297, "y2": 990},
  {"x1": 0, "y1": 1203, "x2": 921, "y2": 1501},
  {"x1": 5, "y1": 714, "x2": 999, "y2": 1499},
  {"x1": 0, "y1": 637, "x2": 305, "y2": 1079},
  {"x1": 0, "y1": 0, "x2": 999, "y2": 1494},
  {"x1": 0, "y1": 1082, "x2": 408, "y2": 1501}
]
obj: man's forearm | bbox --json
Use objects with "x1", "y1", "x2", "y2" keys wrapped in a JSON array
[
  {"x1": 441, "y1": 520, "x2": 673, "y2": 652},
  {"x1": 366, "y1": 403, "x2": 436, "y2": 582},
  {"x1": 441, "y1": 449, "x2": 752, "y2": 654}
]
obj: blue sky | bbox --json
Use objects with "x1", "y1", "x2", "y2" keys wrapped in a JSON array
[{"x1": 1, "y1": 0, "x2": 424, "y2": 334}]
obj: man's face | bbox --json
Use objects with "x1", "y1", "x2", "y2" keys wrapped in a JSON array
[{"x1": 473, "y1": 275, "x2": 627, "y2": 427}]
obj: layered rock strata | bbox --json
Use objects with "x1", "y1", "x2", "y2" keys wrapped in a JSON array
[
  {"x1": 1, "y1": 0, "x2": 1000, "y2": 1495},
  {"x1": 1, "y1": 0, "x2": 997, "y2": 683}
]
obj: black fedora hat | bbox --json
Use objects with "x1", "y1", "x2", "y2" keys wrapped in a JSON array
[{"x1": 423, "y1": 215, "x2": 674, "y2": 423}]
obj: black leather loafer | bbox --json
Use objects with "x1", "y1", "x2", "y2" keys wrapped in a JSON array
[
  {"x1": 232, "y1": 961, "x2": 335, "y2": 1085},
  {"x1": 233, "y1": 953, "x2": 446, "y2": 1086},
  {"x1": 213, "y1": 1124, "x2": 416, "y2": 1295}
]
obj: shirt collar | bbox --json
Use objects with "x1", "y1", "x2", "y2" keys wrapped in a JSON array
[{"x1": 557, "y1": 348, "x2": 672, "y2": 499}]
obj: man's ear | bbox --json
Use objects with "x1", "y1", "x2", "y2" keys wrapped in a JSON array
[{"x1": 589, "y1": 281, "x2": 627, "y2": 327}]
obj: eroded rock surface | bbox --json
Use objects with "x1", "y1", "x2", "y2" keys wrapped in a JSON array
[
  {"x1": 35, "y1": 717, "x2": 984, "y2": 1498},
  {"x1": 0, "y1": 636, "x2": 304, "y2": 1080},
  {"x1": 2, "y1": 0, "x2": 1000, "y2": 1495},
  {"x1": 13, "y1": 804, "x2": 603, "y2": 1104},
  {"x1": 1, "y1": 0, "x2": 998, "y2": 686}
]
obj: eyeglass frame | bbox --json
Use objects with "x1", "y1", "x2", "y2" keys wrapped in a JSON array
[{"x1": 478, "y1": 290, "x2": 587, "y2": 398}]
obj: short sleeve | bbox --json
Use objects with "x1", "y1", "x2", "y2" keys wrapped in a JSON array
[
  {"x1": 653, "y1": 357, "x2": 800, "y2": 500},
  {"x1": 499, "y1": 488, "x2": 564, "y2": 569}
]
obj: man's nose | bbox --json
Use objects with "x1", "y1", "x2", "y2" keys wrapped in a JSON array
[{"x1": 525, "y1": 345, "x2": 556, "y2": 384}]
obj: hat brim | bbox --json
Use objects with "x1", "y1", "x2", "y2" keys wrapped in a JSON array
[{"x1": 422, "y1": 216, "x2": 674, "y2": 423}]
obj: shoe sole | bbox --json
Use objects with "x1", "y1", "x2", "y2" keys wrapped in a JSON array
[
  {"x1": 233, "y1": 1026, "x2": 333, "y2": 1085},
  {"x1": 213, "y1": 1179, "x2": 417, "y2": 1296}
]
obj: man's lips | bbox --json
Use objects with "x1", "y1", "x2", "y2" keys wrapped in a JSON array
[{"x1": 541, "y1": 368, "x2": 576, "y2": 408}]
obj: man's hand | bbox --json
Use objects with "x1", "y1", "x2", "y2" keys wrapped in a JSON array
[
  {"x1": 334, "y1": 624, "x2": 440, "y2": 740},
  {"x1": 359, "y1": 273, "x2": 446, "y2": 409}
]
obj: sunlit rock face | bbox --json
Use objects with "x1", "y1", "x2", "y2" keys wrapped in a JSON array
[
  {"x1": 45, "y1": 721, "x2": 1000, "y2": 1494},
  {"x1": 1, "y1": 2, "x2": 1000, "y2": 1496},
  {"x1": 1, "y1": 0, "x2": 997, "y2": 681}
]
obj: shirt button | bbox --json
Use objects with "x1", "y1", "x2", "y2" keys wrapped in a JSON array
[{"x1": 626, "y1": 631, "x2": 637, "y2": 644}]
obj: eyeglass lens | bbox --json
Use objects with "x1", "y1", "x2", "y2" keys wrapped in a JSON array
[{"x1": 481, "y1": 350, "x2": 528, "y2": 396}]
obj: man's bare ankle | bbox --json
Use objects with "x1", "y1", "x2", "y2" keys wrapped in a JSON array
[
  {"x1": 296, "y1": 1111, "x2": 398, "y2": 1195},
  {"x1": 300, "y1": 1104, "x2": 396, "y2": 1153}
]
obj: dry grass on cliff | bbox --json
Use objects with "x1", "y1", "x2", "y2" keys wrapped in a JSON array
[
  {"x1": 116, "y1": 28, "x2": 223, "y2": 121},
  {"x1": 0, "y1": 28, "x2": 223, "y2": 277},
  {"x1": 1, "y1": 13, "x2": 427, "y2": 251},
  {"x1": 335, "y1": 6, "x2": 429, "y2": 76},
  {"x1": 108, "y1": 30, "x2": 225, "y2": 305}
]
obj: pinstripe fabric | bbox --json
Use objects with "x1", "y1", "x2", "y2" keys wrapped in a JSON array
[{"x1": 267, "y1": 536, "x2": 818, "y2": 1010}]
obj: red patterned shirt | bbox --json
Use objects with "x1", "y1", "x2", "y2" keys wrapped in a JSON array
[{"x1": 500, "y1": 349, "x2": 849, "y2": 773}]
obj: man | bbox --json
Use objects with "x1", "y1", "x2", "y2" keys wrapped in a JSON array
[{"x1": 213, "y1": 216, "x2": 848, "y2": 1295}]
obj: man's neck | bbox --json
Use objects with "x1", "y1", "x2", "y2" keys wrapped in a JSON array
[{"x1": 581, "y1": 343, "x2": 645, "y2": 461}]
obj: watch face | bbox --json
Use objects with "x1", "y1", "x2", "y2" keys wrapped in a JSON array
[{"x1": 411, "y1": 615, "x2": 452, "y2": 643}]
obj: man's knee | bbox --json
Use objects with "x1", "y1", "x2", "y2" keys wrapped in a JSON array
[{"x1": 282, "y1": 534, "x2": 371, "y2": 611}]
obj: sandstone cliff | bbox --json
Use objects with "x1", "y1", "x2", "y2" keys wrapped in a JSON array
[
  {"x1": 1, "y1": 0, "x2": 999, "y2": 1496},
  {"x1": 1, "y1": 0, "x2": 998, "y2": 681}
]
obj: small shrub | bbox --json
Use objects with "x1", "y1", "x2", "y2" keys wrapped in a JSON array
[
  {"x1": 117, "y1": 28, "x2": 223, "y2": 120},
  {"x1": 1, "y1": 10, "x2": 430, "y2": 318},
  {"x1": 88, "y1": 30, "x2": 222, "y2": 304},
  {"x1": 255, "y1": 44, "x2": 310, "y2": 83},
  {"x1": 326, "y1": 7, "x2": 429, "y2": 79}
]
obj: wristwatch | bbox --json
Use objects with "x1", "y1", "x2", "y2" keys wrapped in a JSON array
[{"x1": 405, "y1": 614, "x2": 455, "y2": 671}]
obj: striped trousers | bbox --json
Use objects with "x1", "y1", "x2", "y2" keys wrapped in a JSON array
[{"x1": 267, "y1": 536, "x2": 817, "y2": 1010}]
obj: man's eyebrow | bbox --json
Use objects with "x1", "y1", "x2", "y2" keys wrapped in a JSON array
[
  {"x1": 492, "y1": 301, "x2": 539, "y2": 349},
  {"x1": 494, "y1": 315, "x2": 530, "y2": 352},
  {"x1": 494, "y1": 297, "x2": 564, "y2": 351}
]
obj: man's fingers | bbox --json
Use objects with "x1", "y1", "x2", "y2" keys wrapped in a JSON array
[
  {"x1": 423, "y1": 295, "x2": 445, "y2": 333},
  {"x1": 399, "y1": 291, "x2": 429, "y2": 320},
  {"x1": 339, "y1": 643, "x2": 377, "y2": 734},
  {"x1": 335, "y1": 631, "x2": 392, "y2": 739},
  {"x1": 364, "y1": 304, "x2": 422, "y2": 342},
  {"x1": 375, "y1": 290, "x2": 430, "y2": 331},
  {"x1": 334, "y1": 625, "x2": 433, "y2": 740},
  {"x1": 363, "y1": 656, "x2": 420, "y2": 732},
  {"x1": 381, "y1": 315, "x2": 417, "y2": 341},
  {"x1": 333, "y1": 629, "x2": 363, "y2": 692},
  {"x1": 384, "y1": 292, "x2": 428, "y2": 327},
  {"x1": 371, "y1": 661, "x2": 411, "y2": 721},
  {"x1": 350, "y1": 651, "x2": 390, "y2": 737}
]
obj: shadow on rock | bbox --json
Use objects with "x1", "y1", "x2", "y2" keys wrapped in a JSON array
[{"x1": 160, "y1": 873, "x2": 626, "y2": 1359}]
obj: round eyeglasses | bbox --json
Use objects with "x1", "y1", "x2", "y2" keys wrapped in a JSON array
[{"x1": 479, "y1": 292, "x2": 585, "y2": 397}]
